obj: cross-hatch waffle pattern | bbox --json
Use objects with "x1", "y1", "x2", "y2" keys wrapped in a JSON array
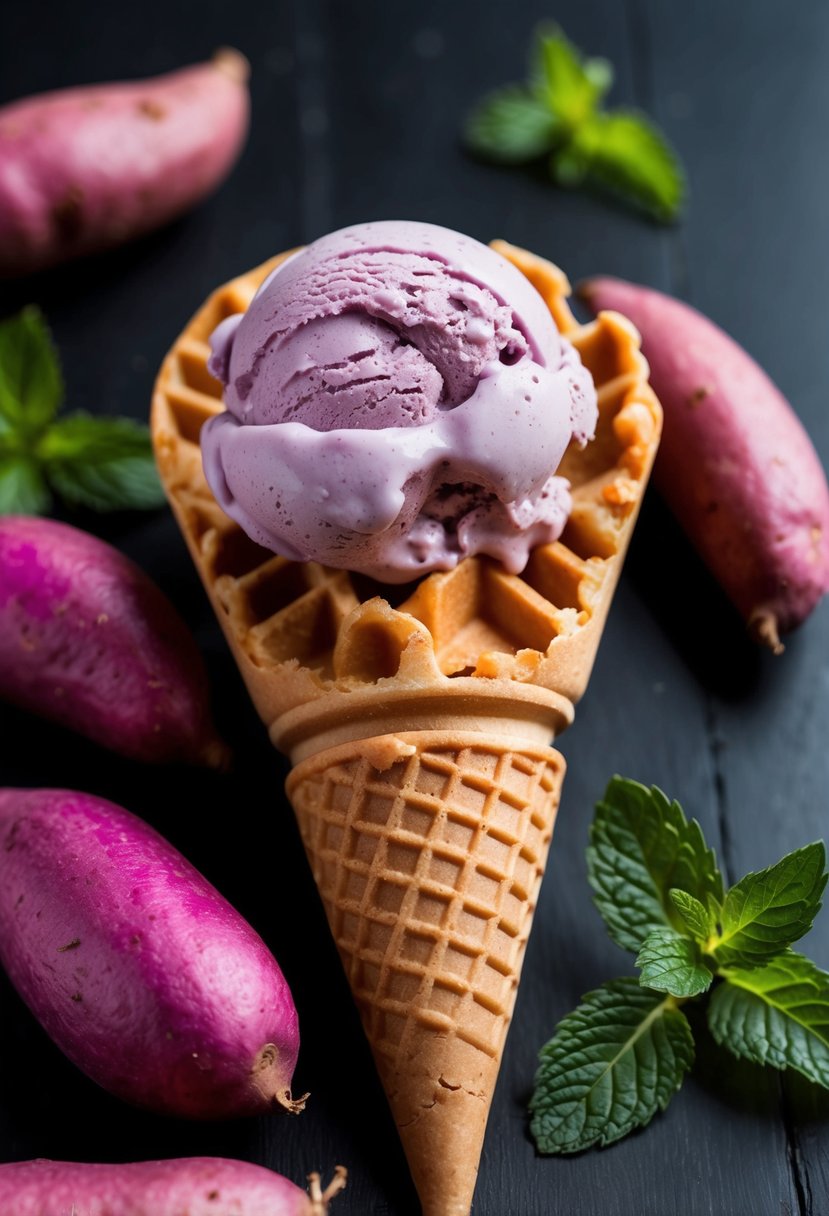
[
  {"x1": 287, "y1": 732, "x2": 565, "y2": 1216},
  {"x1": 289, "y1": 737, "x2": 564, "y2": 1064},
  {"x1": 151, "y1": 243, "x2": 661, "y2": 723}
]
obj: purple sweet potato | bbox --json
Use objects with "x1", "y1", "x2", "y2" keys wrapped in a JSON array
[
  {"x1": 0, "y1": 1159, "x2": 347, "y2": 1215},
  {"x1": 0, "y1": 788, "x2": 303, "y2": 1119},
  {"x1": 0, "y1": 49, "x2": 249, "y2": 277},
  {"x1": 580, "y1": 277, "x2": 829, "y2": 651},
  {"x1": 0, "y1": 515, "x2": 229, "y2": 766}
]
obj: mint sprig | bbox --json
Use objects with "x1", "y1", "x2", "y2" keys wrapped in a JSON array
[
  {"x1": 530, "y1": 979, "x2": 693, "y2": 1154},
  {"x1": 0, "y1": 305, "x2": 62, "y2": 434},
  {"x1": 531, "y1": 777, "x2": 829, "y2": 1155},
  {"x1": 636, "y1": 928, "x2": 714, "y2": 998},
  {"x1": 709, "y1": 843, "x2": 826, "y2": 968},
  {"x1": 0, "y1": 307, "x2": 165, "y2": 516},
  {"x1": 670, "y1": 888, "x2": 717, "y2": 941},
  {"x1": 587, "y1": 777, "x2": 724, "y2": 952},
  {"x1": 464, "y1": 25, "x2": 685, "y2": 223},
  {"x1": 709, "y1": 952, "x2": 829, "y2": 1088},
  {"x1": 464, "y1": 88, "x2": 559, "y2": 164},
  {"x1": 0, "y1": 454, "x2": 50, "y2": 515}
]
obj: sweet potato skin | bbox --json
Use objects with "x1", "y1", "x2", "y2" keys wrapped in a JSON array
[
  {"x1": 0, "y1": 50, "x2": 249, "y2": 276},
  {"x1": 580, "y1": 277, "x2": 829, "y2": 649},
  {"x1": 0, "y1": 1158, "x2": 311, "y2": 1216},
  {"x1": 0, "y1": 789, "x2": 301, "y2": 1119},
  {"x1": 0, "y1": 516, "x2": 228, "y2": 766}
]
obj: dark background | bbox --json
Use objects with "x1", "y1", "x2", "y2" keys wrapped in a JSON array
[{"x1": 2, "y1": 1, "x2": 829, "y2": 1213}]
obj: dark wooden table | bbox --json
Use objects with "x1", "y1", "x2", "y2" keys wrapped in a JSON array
[{"x1": 2, "y1": 2, "x2": 828, "y2": 1212}]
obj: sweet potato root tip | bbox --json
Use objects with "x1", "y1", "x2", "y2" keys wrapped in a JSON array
[
  {"x1": 278, "y1": 1087, "x2": 310, "y2": 1114},
  {"x1": 251, "y1": 1041, "x2": 308, "y2": 1113},
  {"x1": 213, "y1": 47, "x2": 251, "y2": 84},
  {"x1": 308, "y1": 1166, "x2": 348, "y2": 1211},
  {"x1": 749, "y1": 609, "x2": 784, "y2": 655}
]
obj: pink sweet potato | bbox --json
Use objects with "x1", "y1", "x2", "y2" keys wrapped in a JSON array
[
  {"x1": 0, "y1": 1159, "x2": 346, "y2": 1215},
  {"x1": 0, "y1": 49, "x2": 249, "y2": 277},
  {"x1": 0, "y1": 788, "x2": 304, "y2": 1119},
  {"x1": 0, "y1": 516, "x2": 229, "y2": 766},
  {"x1": 580, "y1": 277, "x2": 829, "y2": 651}
]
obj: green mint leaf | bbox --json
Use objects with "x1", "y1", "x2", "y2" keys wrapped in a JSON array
[
  {"x1": 550, "y1": 142, "x2": 590, "y2": 187},
  {"x1": 583, "y1": 56, "x2": 614, "y2": 99},
  {"x1": 636, "y1": 928, "x2": 714, "y2": 998},
  {"x1": 465, "y1": 25, "x2": 686, "y2": 224},
  {"x1": 534, "y1": 27, "x2": 613, "y2": 128},
  {"x1": 0, "y1": 306, "x2": 63, "y2": 436},
  {"x1": 709, "y1": 951, "x2": 829, "y2": 1089},
  {"x1": 670, "y1": 888, "x2": 717, "y2": 943},
  {"x1": 0, "y1": 452, "x2": 51, "y2": 515},
  {"x1": 562, "y1": 110, "x2": 685, "y2": 222},
  {"x1": 530, "y1": 977, "x2": 694, "y2": 1153},
  {"x1": 465, "y1": 87, "x2": 561, "y2": 163},
  {"x1": 38, "y1": 413, "x2": 166, "y2": 512},
  {"x1": 710, "y1": 843, "x2": 826, "y2": 968},
  {"x1": 587, "y1": 777, "x2": 724, "y2": 953}
]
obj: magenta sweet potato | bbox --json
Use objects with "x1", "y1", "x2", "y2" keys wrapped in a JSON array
[
  {"x1": 0, "y1": 788, "x2": 303, "y2": 1119},
  {"x1": 580, "y1": 277, "x2": 829, "y2": 651},
  {"x1": 0, "y1": 515, "x2": 228, "y2": 766},
  {"x1": 0, "y1": 1159, "x2": 346, "y2": 1216},
  {"x1": 0, "y1": 49, "x2": 249, "y2": 277}
]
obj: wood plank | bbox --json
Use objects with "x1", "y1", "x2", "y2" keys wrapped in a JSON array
[{"x1": 647, "y1": 1, "x2": 829, "y2": 1211}]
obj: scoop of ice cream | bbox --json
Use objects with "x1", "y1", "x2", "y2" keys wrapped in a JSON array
[{"x1": 201, "y1": 220, "x2": 598, "y2": 582}]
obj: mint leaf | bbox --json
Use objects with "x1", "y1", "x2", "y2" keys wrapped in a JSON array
[
  {"x1": 709, "y1": 952, "x2": 829, "y2": 1089},
  {"x1": 636, "y1": 928, "x2": 714, "y2": 998},
  {"x1": 0, "y1": 453, "x2": 51, "y2": 515},
  {"x1": 670, "y1": 889, "x2": 716, "y2": 943},
  {"x1": 562, "y1": 110, "x2": 685, "y2": 222},
  {"x1": 464, "y1": 25, "x2": 685, "y2": 225},
  {"x1": 709, "y1": 843, "x2": 826, "y2": 968},
  {"x1": 465, "y1": 87, "x2": 560, "y2": 163},
  {"x1": 534, "y1": 27, "x2": 612, "y2": 128},
  {"x1": 0, "y1": 307, "x2": 63, "y2": 436},
  {"x1": 530, "y1": 977, "x2": 693, "y2": 1153},
  {"x1": 588, "y1": 778, "x2": 724, "y2": 953},
  {"x1": 38, "y1": 413, "x2": 165, "y2": 512},
  {"x1": 0, "y1": 311, "x2": 164, "y2": 517}
]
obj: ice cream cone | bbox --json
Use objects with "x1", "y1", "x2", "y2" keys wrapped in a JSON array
[{"x1": 151, "y1": 243, "x2": 661, "y2": 1216}]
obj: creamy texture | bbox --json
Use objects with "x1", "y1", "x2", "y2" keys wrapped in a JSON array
[{"x1": 202, "y1": 220, "x2": 597, "y2": 582}]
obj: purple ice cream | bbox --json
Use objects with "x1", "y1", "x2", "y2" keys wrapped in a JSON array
[{"x1": 201, "y1": 220, "x2": 597, "y2": 583}]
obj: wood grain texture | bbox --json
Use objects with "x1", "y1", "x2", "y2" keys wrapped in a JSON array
[{"x1": 1, "y1": 1, "x2": 827, "y2": 1212}]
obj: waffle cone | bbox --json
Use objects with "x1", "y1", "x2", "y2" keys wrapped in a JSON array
[
  {"x1": 289, "y1": 722, "x2": 564, "y2": 1216},
  {"x1": 151, "y1": 242, "x2": 661, "y2": 1215}
]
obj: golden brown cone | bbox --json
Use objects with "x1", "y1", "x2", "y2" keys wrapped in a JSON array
[
  {"x1": 150, "y1": 242, "x2": 662, "y2": 1216},
  {"x1": 288, "y1": 729, "x2": 565, "y2": 1216}
]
